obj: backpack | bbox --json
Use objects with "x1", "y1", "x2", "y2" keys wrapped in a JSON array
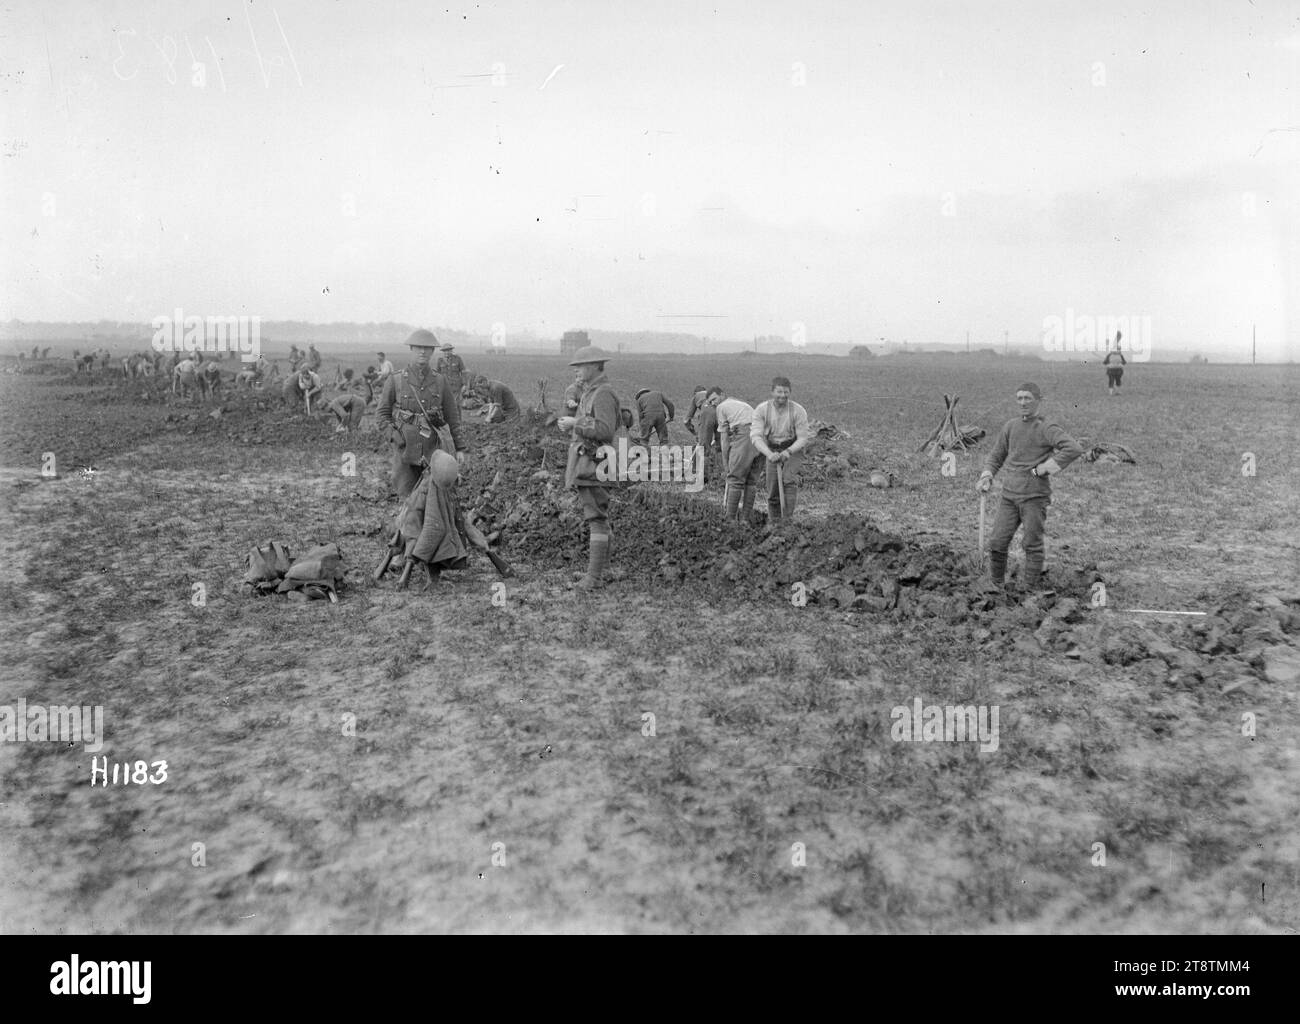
[{"x1": 245, "y1": 541, "x2": 293, "y2": 584}]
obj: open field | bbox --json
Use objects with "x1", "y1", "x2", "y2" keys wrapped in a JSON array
[{"x1": 0, "y1": 354, "x2": 1297, "y2": 933}]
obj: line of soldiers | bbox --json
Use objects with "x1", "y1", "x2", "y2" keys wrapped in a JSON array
[
  {"x1": 556, "y1": 348, "x2": 816, "y2": 588},
  {"x1": 369, "y1": 335, "x2": 1086, "y2": 597}
]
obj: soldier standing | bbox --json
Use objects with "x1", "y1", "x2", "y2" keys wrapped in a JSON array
[
  {"x1": 633, "y1": 388, "x2": 675, "y2": 445},
  {"x1": 557, "y1": 346, "x2": 620, "y2": 590},
  {"x1": 750, "y1": 376, "x2": 813, "y2": 522},
  {"x1": 436, "y1": 344, "x2": 466, "y2": 398},
  {"x1": 377, "y1": 330, "x2": 467, "y2": 499},
  {"x1": 977, "y1": 382, "x2": 1084, "y2": 592},
  {"x1": 306, "y1": 344, "x2": 322, "y2": 372}
]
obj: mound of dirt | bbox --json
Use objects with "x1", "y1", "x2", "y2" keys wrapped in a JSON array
[{"x1": 458, "y1": 420, "x2": 1065, "y2": 616}]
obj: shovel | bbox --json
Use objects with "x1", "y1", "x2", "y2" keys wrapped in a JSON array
[
  {"x1": 776, "y1": 461, "x2": 787, "y2": 518},
  {"x1": 978, "y1": 491, "x2": 987, "y2": 568}
]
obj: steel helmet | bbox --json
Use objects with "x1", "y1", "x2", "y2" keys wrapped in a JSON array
[
  {"x1": 567, "y1": 345, "x2": 611, "y2": 366},
  {"x1": 428, "y1": 449, "x2": 460, "y2": 488},
  {"x1": 405, "y1": 329, "x2": 440, "y2": 350}
]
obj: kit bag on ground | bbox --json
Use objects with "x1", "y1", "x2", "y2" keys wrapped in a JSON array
[{"x1": 245, "y1": 541, "x2": 293, "y2": 585}]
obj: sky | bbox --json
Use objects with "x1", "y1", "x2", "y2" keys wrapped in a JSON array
[{"x1": 1, "y1": 0, "x2": 1297, "y2": 359}]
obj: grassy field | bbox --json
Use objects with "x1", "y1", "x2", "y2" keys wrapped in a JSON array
[{"x1": 0, "y1": 353, "x2": 1296, "y2": 933}]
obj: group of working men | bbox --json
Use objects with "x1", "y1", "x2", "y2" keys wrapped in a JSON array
[{"x1": 372, "y1": 330, "x2": 1084, "y2": 595}]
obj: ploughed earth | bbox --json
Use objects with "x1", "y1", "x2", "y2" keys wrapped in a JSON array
[{"x1": 1, "y1": 367, "x2": 1297, "y2": 933}]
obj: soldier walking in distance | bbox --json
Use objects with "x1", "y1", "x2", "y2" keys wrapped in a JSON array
[
  {"x1": 306, "y1": 344, "x2": 322, "y2": 372},
  {"x1": 633, "y1": 388, "x2": 675, "y2": 445},
  {"x1": 1103, "y1": 337, "x2": 1126, "y2": 395},
  {"x1": 707, "y1": 387, "x2": 762, "y2": 522},
  {"x1": 750, "y1": 376, "x2": 812, "y2": 522},
  {"x1": 377, "y1": 330, "x2": 467, "y2": 499},
  {"x1": 558, "y1": 346, "x2": 621, "y2": 590},
  {"x1": 977, "y1": 381, "x2": 1083, "y2": 592}
]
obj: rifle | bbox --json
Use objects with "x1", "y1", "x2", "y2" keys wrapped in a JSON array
[
  {"x1": 455, "y1": 507, "x2": 514, "y2": 578},
  {"x1": 373, "y1": 461, "x2": 428, "y2": 583}
]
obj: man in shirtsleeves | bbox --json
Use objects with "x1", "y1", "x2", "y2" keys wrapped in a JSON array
[
  {"x1": 707, "y1": 386, "x2": 762, "y2": 523},
  {"x1": 377, "y1": 329, "x2": 467, "y2": 499},
  {"x1": 750, "y1": 376, "x2": 813, "y2": 521},
  {"x1": 557, "y1": 346, "x2": 621, "y2": 590},
  {"x1": 976, "y1": 381, "x2": 1083, "y2": 592}
]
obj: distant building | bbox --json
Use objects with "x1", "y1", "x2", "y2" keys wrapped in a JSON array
[{"x1": 561, "y1": 330, "x2": 590, "y2": 356}]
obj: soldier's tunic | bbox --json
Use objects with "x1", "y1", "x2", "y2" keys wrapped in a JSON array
[
  {"x1": 436, "y1": 352, "x2": 466, "y2": 397},
  {"x1": 683, "y1": 388, "x2": 708, "y2": 434},
  {"x1": 635, "y1": 390, "x2": 675, "y2": 445},
  {"x1": 484, "y1": 380, "x2": 520, "y2": 422},
  {"x1": 566, "y1": 373, "x2": 621, "y2": 529},
  {"x1": 377, "y1": 363, "x2": 466, "y2": 499},
  {"x1": 563, "y1": 380, "x2": 586, "y2": 412},
  {"x1": 328, "y1": 393, "x2": 367, "y2": 430}
]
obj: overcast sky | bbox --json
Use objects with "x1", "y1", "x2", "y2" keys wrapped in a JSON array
[{"x1": 1, "y1": 0, "x2": 1296, "y2": 358}]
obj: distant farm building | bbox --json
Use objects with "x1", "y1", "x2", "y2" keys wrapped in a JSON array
[{"x1": 561, "y1": 330, "x2": 590, "y2": 356}]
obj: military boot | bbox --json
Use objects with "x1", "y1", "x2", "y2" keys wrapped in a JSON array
[
  {"x1": 989, "y1": 551, "x2": 1007, "y2": 588},
  {"x1": 724, "y1": 485, "x2": 742, "y2": 522},
  {"x1": 574, "y1": 530, "x2": 610, "y2": 590},
  {"x1": 741, "y1": 485, "x2": 757, "y2": 524},
  {"x1": 782, "y1": 482, "x2": 798, "y2": 520}
]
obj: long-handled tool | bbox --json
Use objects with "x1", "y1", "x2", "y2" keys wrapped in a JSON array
[
  {"x1": 721, "y1": 479, "x2": 730, "y2": 516},
  {"x1": 978, "y1": 491, "x2": 987, "y2": 568},
  {"x1": 776, "y1": 461, "x2": 787, "y2": 518},
  {"x1": 372, "y1": 536, "x2": 399, "y2": 582}
]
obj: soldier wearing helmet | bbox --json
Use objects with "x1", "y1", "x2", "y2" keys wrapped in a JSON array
[
  {"x1": 557, "y1": 346, "x2": 621, "y2": 590},
  {"x1": 435, "y1": 343, "x2": 466, "y2": 398},
  {"x1": 377, "y1": 329, "x2": 467, "y2": 499}
]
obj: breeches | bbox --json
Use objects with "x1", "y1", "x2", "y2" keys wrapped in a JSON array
[{"x1": 989, "y1": 495, "x2": 1048, "y2": 568}]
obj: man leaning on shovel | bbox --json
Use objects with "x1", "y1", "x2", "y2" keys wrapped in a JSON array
[
  {"x1": 750, "y1": 376, "x2": 812, "y2": 523},
  {"x1": 976, "y1": 381, "x2": 1083, "y2": 593}
]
